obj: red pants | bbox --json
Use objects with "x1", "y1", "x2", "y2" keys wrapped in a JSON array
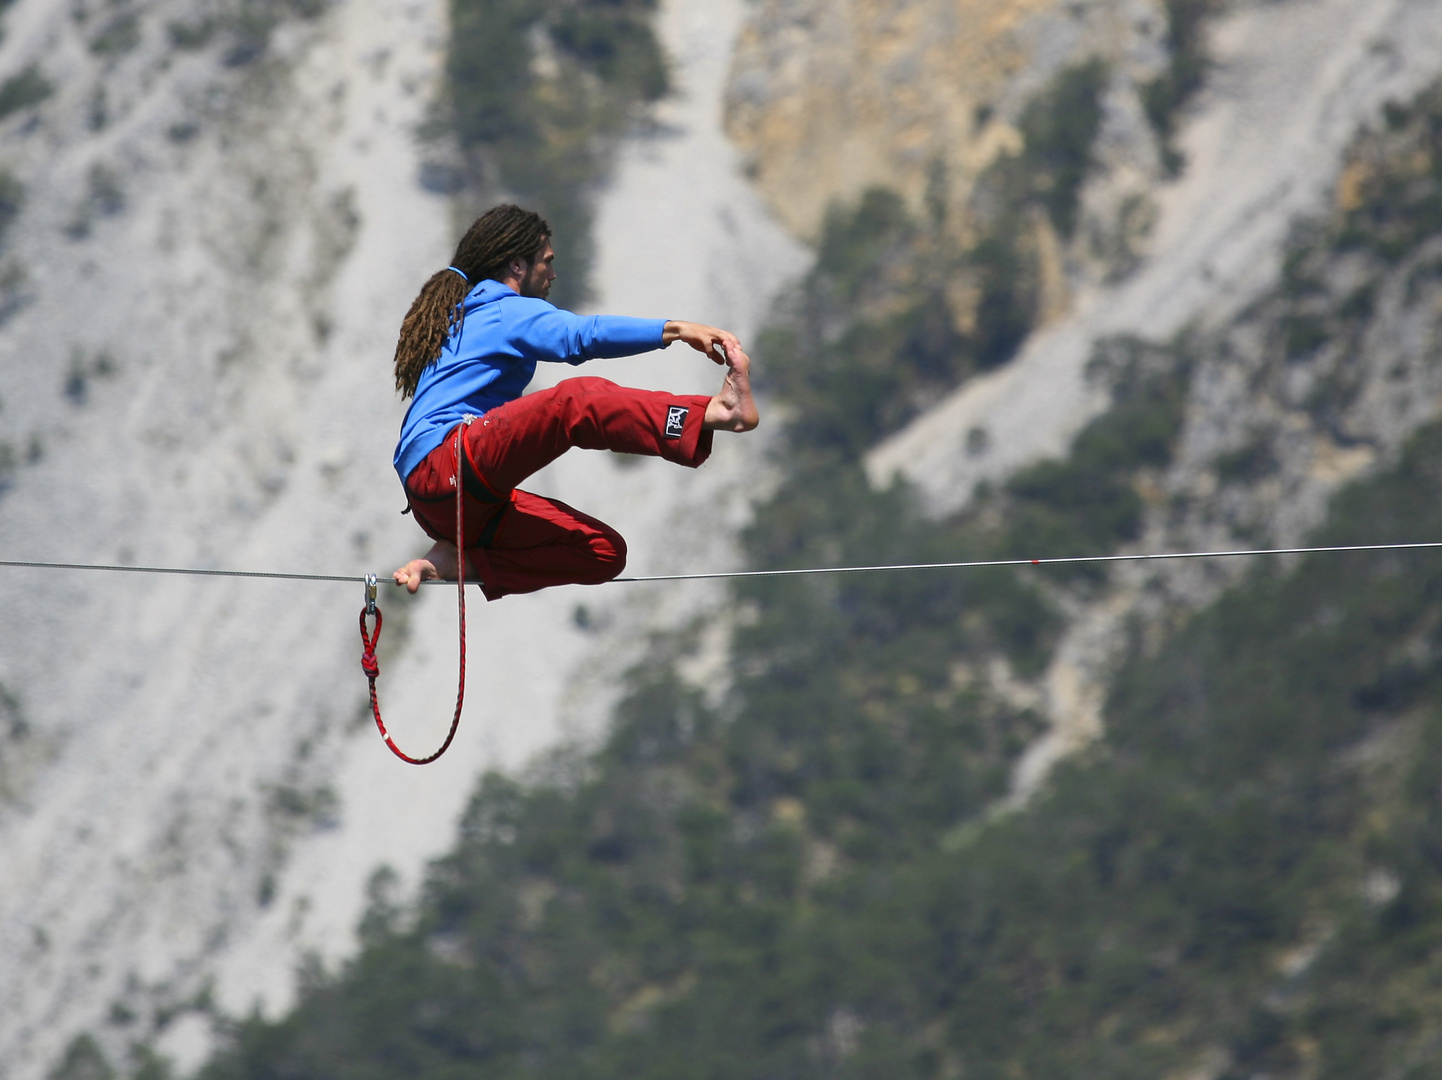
[{"x1": 404, "y1": 377, "x2": 713, "y2": 599}]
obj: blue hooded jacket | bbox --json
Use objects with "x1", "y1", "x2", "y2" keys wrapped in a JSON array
[{"x1": 394, "y1": 279, "x2": 667, "y2": 482}]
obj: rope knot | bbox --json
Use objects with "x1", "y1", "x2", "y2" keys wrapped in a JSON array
[{"x1": 359, "y1": 607, "x2": 383, "y2": 681}]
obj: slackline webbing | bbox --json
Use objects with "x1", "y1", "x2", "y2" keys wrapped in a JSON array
[
  {"x1": 8, "y1": 539, "x2": 1442, "y2": 766},
  {"x1": 4, "y1": 540, "x2": 1442, "y2": 586},
  {"x1": 0, "y1": 559, "x2": 358, "y2": 582}
]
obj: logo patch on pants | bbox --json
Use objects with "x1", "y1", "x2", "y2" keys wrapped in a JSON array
[{"x1": 664, "y1": 405, "x2": 688, "y2": 439}]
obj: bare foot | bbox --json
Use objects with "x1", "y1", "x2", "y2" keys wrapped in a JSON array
[
  {"x1": 393, "y1": 539, "x2": 473, "y2": 594},
  {"x1": 703, "y1": 346, "x2": 760, "y2": 432}
]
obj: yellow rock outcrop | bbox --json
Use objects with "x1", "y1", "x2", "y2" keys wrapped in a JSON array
[{"x1": 725, "y1": 0, "x2": 1168, "y2": 241}]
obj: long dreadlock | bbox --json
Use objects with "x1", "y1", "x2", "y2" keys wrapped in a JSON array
[{"x1": 392, "y1": 204, "x2": 552, "y2": 398}]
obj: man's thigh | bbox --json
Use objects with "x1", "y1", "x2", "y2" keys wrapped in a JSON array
[
  {"x1": 489, "y1": 489, "x2": 624, "y2": 555},
  {"x1": 464, "y1": 377, "x2": 712, "y2": 492},
  {"x1": 474, "y1": 489, "x2": 627, "y2": 596},
  {"x1": 462, "y1": 379, "x2": 617, "y2": 493}
]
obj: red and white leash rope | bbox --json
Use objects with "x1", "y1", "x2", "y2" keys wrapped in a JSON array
[{"x1": 358, "y1": 425, "x2": 467, "y2": 765}]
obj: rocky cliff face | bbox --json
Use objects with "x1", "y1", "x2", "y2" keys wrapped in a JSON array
[
  {"x1": 11, "y1": 0, "x2": 1442, "y2": 1074},
  {"x1": 1006, "y1": 74, "x2": 1442, "y2": 795},
  {"x1": 0, "y1": 0, "x2": 455, "y2": 1072},
  {"x1": 0, "y1": 0, "x2": 799, "y2": 1075},
  {"x1": 729, "y1": 0, "x2": 1442, "y2": 793},
  {"x1": 726, "y1": 0, "x2": 1169, "y2": 262}
]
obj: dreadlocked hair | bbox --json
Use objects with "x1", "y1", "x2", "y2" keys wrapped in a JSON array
[{"x1": 392, "y1": 204, "x2": 552, "y2": 398}]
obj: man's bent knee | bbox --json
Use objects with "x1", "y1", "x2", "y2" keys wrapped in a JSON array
[{"x1": 584, "y1": 528, "x2": 627, "y2": 584}]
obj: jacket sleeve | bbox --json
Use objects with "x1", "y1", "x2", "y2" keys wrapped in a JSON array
[{"x1": 506, "y1": 299, "x2": 667, "y2": 365}]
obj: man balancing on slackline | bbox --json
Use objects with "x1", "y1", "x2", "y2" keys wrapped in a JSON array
[{"x1": 390, "y1": 203, "x2": 759, "y2": 598}]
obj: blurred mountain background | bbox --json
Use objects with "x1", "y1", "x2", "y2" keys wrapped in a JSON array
[{"x1": 4, "y1": 0, "x2": 1442, "y2": 1077}]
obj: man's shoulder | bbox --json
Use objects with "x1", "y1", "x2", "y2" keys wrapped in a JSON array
[{"x1": 497, "y1": 294, "x2": 579, "y2": 328}]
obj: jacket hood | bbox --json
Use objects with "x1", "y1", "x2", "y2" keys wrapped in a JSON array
[{"x1": 468, "y1": 279, "x2": 520, "y2": 308}]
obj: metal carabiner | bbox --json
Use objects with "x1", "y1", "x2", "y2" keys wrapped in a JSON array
[{"x1": 365, "y1": 572, "x2": 378, "y2": 616}]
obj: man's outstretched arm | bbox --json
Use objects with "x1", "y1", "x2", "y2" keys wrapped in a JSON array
[{"x1": 663, "y1": 320, "x2": 742, "y2": 364}]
